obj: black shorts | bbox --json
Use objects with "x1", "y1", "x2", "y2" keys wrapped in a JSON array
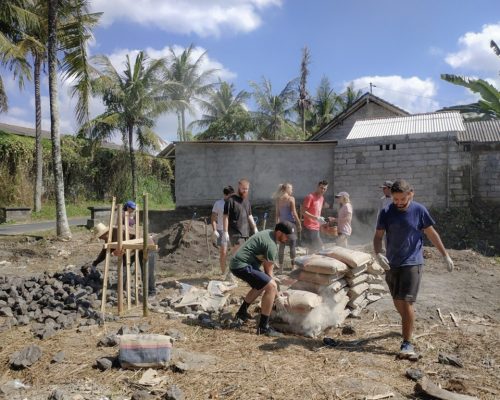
[
  {"x1": 385, "y1": 265, "x2": 423, "y2": 302},
  {"x1": 231, "y1": 265, "x2": 271, "y2": 290},
  {"x1": 230, "y1": 234, "x2": 248, "y2": 247}
]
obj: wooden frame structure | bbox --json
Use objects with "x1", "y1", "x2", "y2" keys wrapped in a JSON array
[{"x1": 100, "y1": 194, "x2": 157, "y2": 317}]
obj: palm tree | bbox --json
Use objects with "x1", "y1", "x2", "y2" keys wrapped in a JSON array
[
  {"x1": 441, "y1": 40, "x2": 500, "y2": 119},
  {"x1": 47, "y1": 0, "x2": 71, "y2": 239},
  {"x1": 0, "y1": 0, "x2": 100, "y2": 212},
  {"x1": 81, "y1": 51, "x2": 174, "y2": 198},
  {"x1": 190, "y1": 80, "x2": 252, "y2": 140},
  {"x1": 337, "y1": 83, "x2": 363, "y2": 113},
  {"x1": 250, "y1": 77, "x2": 301, "y2": 140},
  {"x1": 164, "y1": 44, "x2": 216, "y2": 141},
  {"x1": 0, "y1": 0, "x2": 37, "y2": 113},
  {"x1": 297, "y1": 46, "x2": 311, "y2": 136},
  {"x1": 310, "y1": 76, "x2": 339, "y2": 132}
]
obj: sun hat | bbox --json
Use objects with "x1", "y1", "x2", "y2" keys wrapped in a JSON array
[
  {"x1": 94, "y1": 222, "x2": 109, "y2": 238},
  {"x1": 379, "y1": 180, "x2": 393, "y2": 188}
]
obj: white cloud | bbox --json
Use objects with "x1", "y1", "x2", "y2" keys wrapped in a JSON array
[
  {"x1": 445, "y1": 23, "x2": 500, "y2": 72},
  {"x1": 346, "y1": 75, "x2": 439, "y2": 113},
  {"x1": 91, "y1": 0, "x2": 281, "y2": 37}
]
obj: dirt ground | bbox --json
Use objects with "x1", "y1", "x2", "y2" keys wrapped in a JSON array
[{"x1": 0, "y1": 221, "x2": 499, "y2": 400}]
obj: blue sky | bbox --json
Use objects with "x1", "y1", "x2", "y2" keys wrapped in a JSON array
[{"x1": 1, "y1": 0, "x2": 500, "y2": 144}]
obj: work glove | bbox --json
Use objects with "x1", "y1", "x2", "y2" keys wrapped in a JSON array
[
  {"x1": 444, "y1": 254, "x2": 454, "y2": 272},
  {"x1": 375, "y1": 253, "x2": 390, "y2": 271},
  {"x1": 212, "y1": 230, "x2": 220, "y2": 241},
  {"x1": 316, "y1": 216, "x2": 327, "y2": 225},
  {"x1": 223, "y1": 231, "x2": 230, "y2": 243}
]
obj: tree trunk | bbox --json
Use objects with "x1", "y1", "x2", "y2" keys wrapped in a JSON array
[
  {"x1": 301, "y1": 108, "x2": 306, "y2": 136},
  {"x1": 176, "y1": 112, "x2": 182, "y2": 141},
  {"x1": 48, "y1": 0, "x2": 71, "y2": 239},
  {"x1": 128, "y1": 124, "x2": 137, "y2": 199},
  {"x1": 33, "y1": 55, "x2": 43, "y2": 213},
  {"x1": 181, "y1": 110, "x2": 186, "y2": 141}
]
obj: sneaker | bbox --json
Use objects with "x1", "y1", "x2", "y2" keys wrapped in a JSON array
[
  {"x1": 256, "y1": 326, "x2": 283, "y2": 337},
  {"x1": 235, "y1": 310, "x2": 252, "y2": 322},
  {"x1": 399, "y1": 341, "x2": 417, "y2": 357}
]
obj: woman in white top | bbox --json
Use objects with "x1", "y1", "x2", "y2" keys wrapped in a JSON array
[
  {"x1": 273, "y1": 183, "x2": 301, "y2": 268},
  {"x1": 332, "y1": 191, "x2": 352, "y2": 248}
]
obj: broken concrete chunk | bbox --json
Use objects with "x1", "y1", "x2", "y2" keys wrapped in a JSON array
[
  {"x1": 10, "y1": 344, "x2": 42, "y2": 369},
  {"x1": 131, "y1": 390, "x2": 153, "y2": 400},
  {"x1": 406, "y1": 368, "x2": 424, "y2": 381},
  {"x1": 95, "y1": 356, "x2": 114, "y2": 371},
  {"x1": 48, "y1": 388, "x2": 65, "y2": 400},
  {"x1": 51, "y1": 351, "x2": 65, "y2": 364},
  {"x1": 438, "y1": 353, "x2": 464, "y2": 368},
  {"x1": 164, "y1": 385, "x2": 185, "y2": 400}
]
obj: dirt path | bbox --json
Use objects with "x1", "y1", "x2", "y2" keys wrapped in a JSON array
[{"x1": 0, "y1": 227, "x2": 498, "y2": 399}]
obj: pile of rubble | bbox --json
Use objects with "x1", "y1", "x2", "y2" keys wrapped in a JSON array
[
  {"x1": 0, "y1": 270, "x2": 120, "y2": 338},
  {"x1": 274, "y1": 246, "x2": 387, "y2": 337}
]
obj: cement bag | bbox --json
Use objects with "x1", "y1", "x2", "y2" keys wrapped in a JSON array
[
  {"x1": 347, "y1": 274, "x2": 368, "y2": 287},
  {"x1": 119, "y1": 334, "x2": 173, "y2": 369},
  {"x1": 277, "y1": 290, "x2": 322, "y2": 314},
  {"x1": 348, "y1": 293, "x2": 367, "y2": 309},
  {"x1": 348, "y1": 282, "x2": 369, "y2": 300},
  {"x1": 298, "y1": 270, "x2": 344, "y2": 285},
  {"x1": 366, "y1": 274, "x2": 385, "y2": 284},
  {"x1": 367, "y1": 261, "x2": 385, "y2": 275},
  {"x1": 350, "y1": 298, "x2": 369, "y2": 317},
  {"x1": 302, "y1": 256, "x2": 348, "y2": 275},
  {"x1": 345, "y1": 264, "x2": 367, "y2": 278},
  {"x1": 319, "y1": 246, "x2": 373, "y2": 268},
  {"x1": 367, "y1": 293, "x2": 383, "y2": 303},
  {"x1": 291, "y1": 279, "x2": 348, "y2": 295},
  {"x1": 368, "y1": 284, "x2": 387, "y2": 293},
  {"x1": 327, "y1": 287, "x2": 349, "y2": 303}
]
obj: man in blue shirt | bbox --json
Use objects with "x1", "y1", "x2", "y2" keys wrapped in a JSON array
[{"x1": 373, "y1": 179, "x2": 454, "y2": 359}]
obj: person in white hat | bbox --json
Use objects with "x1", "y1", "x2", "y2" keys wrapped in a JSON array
[
  {"x1": 84, "y1": 223, "x2": 157, "y2": 298},
  {"x1": 379, "y1": 180, "x2": 393, "y2": 210},
  {"x1": 331, "y1": 192, "x2": 352, "y2": 247}
]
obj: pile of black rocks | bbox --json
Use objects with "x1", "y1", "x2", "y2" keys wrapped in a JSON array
[{"x1": 0, "y1": 270, "x2": 119, "y2": 339}]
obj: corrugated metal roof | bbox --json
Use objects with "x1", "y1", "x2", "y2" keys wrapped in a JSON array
[
  {"x1": 459, "y1": 119, "x2": 500, "y2": 142},
  {"x1": 346, "y1": 112, "x2": 465, "y2": 139}
]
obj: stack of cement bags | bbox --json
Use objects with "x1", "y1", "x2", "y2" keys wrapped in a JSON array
[{"x1": 274, "y1": 246, "x2": 387, "y2": 337}]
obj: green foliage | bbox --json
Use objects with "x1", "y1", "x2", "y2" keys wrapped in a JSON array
[
  {"x1": 195, "y1": 106, "x2": 254, "y2": 140},
  {"x1": 0, "y1": 131, "x2": 174, "y2": 209}
]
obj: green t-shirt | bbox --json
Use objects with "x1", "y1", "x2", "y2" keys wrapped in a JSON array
[{"x1": 230, "y1": 230, "x2": 278, "y2": 271}]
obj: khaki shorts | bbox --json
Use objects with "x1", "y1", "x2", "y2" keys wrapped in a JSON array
[{"x1": 385, "y1": 265, "x2": 423, "y2": 303}]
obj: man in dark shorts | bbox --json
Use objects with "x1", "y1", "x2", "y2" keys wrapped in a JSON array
[
  {"x1": 223, "y1": 178, "x2": 258, "y2": 253},
  {"x1": 302, "y1": 180, "x2": 331, "y2": 252},
  {"x1": 373, "y1": 179, "x2": 454, "y2": 358},
  {"x1": 230, "y1": 221, "x2": 297, "y2": 337}
]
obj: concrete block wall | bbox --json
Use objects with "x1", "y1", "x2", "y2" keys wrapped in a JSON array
[
  {"x1": 472, "y1": 142, "x2": 500, "y2": 201},
  {"x1": 332, "y1": 132, "x2": 470, "y2": 211},
  {"x1": 175, "y1": 142, "x2": 336, "y2": 207}
]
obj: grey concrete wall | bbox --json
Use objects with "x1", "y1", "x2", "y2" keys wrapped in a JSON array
[
  {"x1": 175, "y1": 142, "x2": 336, "y2": 207},
  {"x1": 332, "y1": 132, "x2": 469, "y2": 211},
  {"x1": 472, "y1": 142, "x2": 500, "y2": 201}
]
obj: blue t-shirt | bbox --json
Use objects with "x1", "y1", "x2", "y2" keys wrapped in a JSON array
[{"x1": 376, "y1": 201, "x2": 435, "y2": 267}]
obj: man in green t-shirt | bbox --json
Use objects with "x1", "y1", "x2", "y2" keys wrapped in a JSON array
[{"x1": 231, "y1": 221, "x2": 297, "y2": 337}]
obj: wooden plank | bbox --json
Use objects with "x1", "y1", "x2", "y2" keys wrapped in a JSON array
[
  {"x1": 104, "y1": 239, "x2": 157, "y2": 250},
  {"x1": 142, "y1": 193, "x2": 149, "y2": 317},
  {"x1": 101, "y1": 197, "x2": 116, "y2": 314},
  {"x1": 417, "y1": 377, "x2": 479, "y2": 400},
  {"x1": 125, "y1": 210, "x2": 131, "y2": 310},
  {"x1": 134, "y1": 203, "x2": 140, "y2": 306},
  {"x1": 117, "y1": 207, "x2": 123, "y2": 315}
]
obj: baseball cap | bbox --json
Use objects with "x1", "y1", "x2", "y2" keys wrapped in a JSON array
[
  {"x1": 334, "y1": 191, "x2": 350, "y2": 199},
  {"x1": 124, "y1": 200, "x2": 136, "y2": 210},
  {"x1": 275, "y1": 221, "x2": 297, "y2": 241},
  {"x1": 379, "y1": 180, "x2": 393, "y2": 188}
]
